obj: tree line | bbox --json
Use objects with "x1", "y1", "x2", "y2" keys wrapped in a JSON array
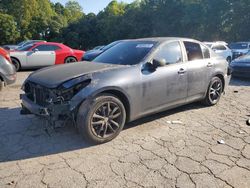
[{"x1": 0, "y1": 0, "x2": 249, "y2": 50}]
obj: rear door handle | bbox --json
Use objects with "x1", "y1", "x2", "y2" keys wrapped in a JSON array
[
  {"x1": 178, "y1": 68, "x2": 186, "y2": 74},
  {"x1": 207, "y1": 62, "x2": 213, "y2": 67}
]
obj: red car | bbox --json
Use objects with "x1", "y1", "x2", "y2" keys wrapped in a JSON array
[{"x1": 10, "y1": 42, "x2": 85, "y2": 71}]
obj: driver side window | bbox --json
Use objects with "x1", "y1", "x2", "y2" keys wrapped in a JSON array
[{"x1": 153, "y1": 41, "x2": 183, "y2": 65}]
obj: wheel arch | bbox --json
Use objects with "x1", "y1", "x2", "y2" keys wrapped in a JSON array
[
  {"x1": 213, "y1": 73, "x2": 225, "y2": 92},
  {"x1": 99, "y1": 89, "x2": 131, "y2": 122},
  {"x1": 64, "y1": 56, "x2": 77, "y2": 63}
]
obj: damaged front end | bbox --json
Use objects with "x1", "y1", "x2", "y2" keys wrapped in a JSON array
[{"x1": 20, "y1": 77, "x2": 91, "y2": 128}]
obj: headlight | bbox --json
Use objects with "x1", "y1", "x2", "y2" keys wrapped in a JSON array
[{"x1": 56, "y1": 77, "x2": 91, "y2": 101}]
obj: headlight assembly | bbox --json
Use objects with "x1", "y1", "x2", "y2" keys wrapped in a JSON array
[{"x1": 56, "y1": 77, "x2": 91, "y2": 102}]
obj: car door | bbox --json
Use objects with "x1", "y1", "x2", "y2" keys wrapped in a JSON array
[
  {"x1": 141, "y1": 41, "x2": 188, "y2": 113},
  {"x1": 183, "y1": 41, "x2": 212, "y2": 101},
  {"x1": 26, "y1": 45, "x2": 56, "y2": 67}
]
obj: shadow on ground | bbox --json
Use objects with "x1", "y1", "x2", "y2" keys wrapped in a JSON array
[{"x1": 0, "y1": 101, "x2": 207, "y2": 163}]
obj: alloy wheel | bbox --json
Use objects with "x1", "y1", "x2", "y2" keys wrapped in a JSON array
[
  {"x1": 209, "y1": 80, "x2": 222, "y2": 103},
  {"x1": 91, "y1": 101, "x2": 123, "y2": 139},
  {"x1": 65, "y1": 57, "x2": 77, "y2": 63}
]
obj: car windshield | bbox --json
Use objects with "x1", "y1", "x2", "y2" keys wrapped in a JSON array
[
  {"x1": 93, "y1": 41, "x2": 157, "y2": 65},
  {"x1": 17, "y1": 44, "x2": 35, "y2": 51},
  {"x1": 101, "y1": 41, "x2": 121, "y2": 51},
  {"x1": 229, "y1": 43, "x2": 249, "y2": 49},
  {"x1": 17, "y1": 41, "x2": 27, "y2": 46}
]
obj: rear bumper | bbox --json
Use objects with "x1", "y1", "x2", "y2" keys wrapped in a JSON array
[
  {"x1": 20, "y1": 94, "x2": 71, "y2": 119},
  {"x1": 4, "y1": 74, "x2": 16, "y2": 85}
]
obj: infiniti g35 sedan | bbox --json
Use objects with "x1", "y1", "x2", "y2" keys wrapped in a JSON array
[{"x1": 20, "y1": 38, "x2": 231, "y2": 144}]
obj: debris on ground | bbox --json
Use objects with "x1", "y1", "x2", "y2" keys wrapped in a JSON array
[
  {"x1": 166, "y1": 120, "x2": 184, "y2": 124},
  {"x1": 238, "y1": 130, "x2": 245, "y2": 134},
  {"x1": 246, "y1": 119, "x2": 250, "y2": 126},
  {"x1": 7, "y1": 181, "x2": 15, "y2": 185},
  {"x1": 233, "y1": 90, "x2": 239, "y2": 93},
  {"x1": 217, "y1": 140, "x2": 225, "y2": 144}
]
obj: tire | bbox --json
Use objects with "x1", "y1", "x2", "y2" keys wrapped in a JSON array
[
  {"x1": 64, "y1": 56, "x2": 77, "y2": 64},
  {"x1": 0, "y1": 80, "x2": 4, "y2": 91},
  {"x1": 226, "y1": 56, "x2": 231, "y2": 63},
  {"x1": 202, "y1": 76, "x2": 223, "y2": 106},
  {"x1": 77, "y1": 93, "x2": 126, "y2": 144},
  {"x1": 11, "y1": 58, "x2": 21, "y2": 71}
]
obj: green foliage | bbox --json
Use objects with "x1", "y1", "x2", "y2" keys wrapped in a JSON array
[
  {"x1": 0, "y1": 0, "x2": 250, "y2": 48},
  {"x1": 0, "y1": 13, "x2": 19, "y2": 44}
]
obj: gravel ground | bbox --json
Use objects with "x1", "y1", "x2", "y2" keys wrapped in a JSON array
[{"x1": 0, "y1": 71, "x2": 250, "y2": 188}]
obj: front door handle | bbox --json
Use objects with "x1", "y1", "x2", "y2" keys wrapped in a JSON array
[
  {"x1": 207, "y1": 62, "x2": 213, "y2": 67},
  {"x1": 178, "y1": 68, "x2": 186, "y2": 74}
]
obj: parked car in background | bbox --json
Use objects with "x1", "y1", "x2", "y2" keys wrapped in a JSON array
[
  {"x1": 10, "y1": 42, "x2": 84, "y2": 71},
  {"x1": 0, "y1": 47, "x2": 16, "y2": 90},
  {"x1": 82, "y1": 41, "x2": 121, "y2": 61},
  {"x1": 92, "y1": 45, "x2": 105, "y2": 50},
  {"x1": 20, "y1": 37, "x2": 230, "y2": 144},
  {"x1": 3, "y1": 40, "x2": 46, "y2": 51},
  {"x1": 204, "y1": 41, "x2": 232, "y2": 62},
  {"x1": 229, "y1": 42, "x2": 250, "y2": 60},
  {"x1": 230, "y1": 51, "x2": 250, "y2": 78}
]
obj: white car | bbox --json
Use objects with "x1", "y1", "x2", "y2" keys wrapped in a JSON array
[{"x1": 204, "y1": 42, "x2": 232, "y2": 62}]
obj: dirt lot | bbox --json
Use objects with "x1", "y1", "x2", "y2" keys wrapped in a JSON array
[{"x1": 0, "y1": 71, "x2": 250, "y2": 188}]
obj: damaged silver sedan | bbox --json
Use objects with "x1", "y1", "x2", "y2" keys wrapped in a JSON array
[{"x1": 20, "y1": 38, "x2": 231, "y2": 144}]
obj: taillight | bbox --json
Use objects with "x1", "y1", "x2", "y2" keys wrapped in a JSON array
[{"x1": 4, "y1": 54, "x2": 12, "y2": 63}]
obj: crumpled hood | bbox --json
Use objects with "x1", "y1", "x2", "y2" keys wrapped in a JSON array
[
  {"x1": 27, "y1": 61, "x2": 121, "y2": 88},
  {"x1": 235, "y1": 55, "x2": 250, "y2": 62}
]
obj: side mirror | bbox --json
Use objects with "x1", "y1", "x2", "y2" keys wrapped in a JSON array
[
  {"x1": 152, "y1": 58, "x2": 167, "y2": 68},
  {"x1": 32, "y1": 48, "x2": 38, "y2": 53}
]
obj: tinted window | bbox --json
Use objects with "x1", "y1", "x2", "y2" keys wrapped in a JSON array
[
  {"x1": 184, "y1": 41, "x2": 203, "y2": 61},
  {"x1": 102, "y1": 41, "x2": 120, "y2": 51},
  {"x1": 153, "y1": 41, "x2": 182, "y2": 64},
  {"x1": 17, "y1": 44, "x2": 35, "y2": 51},
  {"x1": 35, "y1": 45, "x2": 61, "y2": 51},
  {"x1": 201, "y1": 45, "x2": 210, "y2": 59},
  {"x1": 94, "y1": 41, "x2": 156, "y2": 65},
  {"x1": 212, "y1": 45, "x2": 226, "y2": 50}
]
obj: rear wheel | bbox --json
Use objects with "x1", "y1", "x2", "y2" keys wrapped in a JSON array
[
  {"x1": 202, "y1": 76, "x2": 223, "y2": 106},
  {"x1": 11, "y1": 58, "x2": 21, "y2": 71},
  {"x1": 65, "y1": 57, "x2": 77, "y2": 64},
  {"x1": 77, "y1": 94, "x2": 126, "y2": 144}
]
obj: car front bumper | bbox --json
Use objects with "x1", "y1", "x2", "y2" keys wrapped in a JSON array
[
  {"x1": 20, "y1": 94, "x2": 71, "y2": 120},
  {"x1": 231, "y1": 66, "x2": 250, "y2": 78}
]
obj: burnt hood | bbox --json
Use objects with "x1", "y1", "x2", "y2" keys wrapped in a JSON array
[{"x1": 27, "y1": 61, "x2": 121, "y2": 88}]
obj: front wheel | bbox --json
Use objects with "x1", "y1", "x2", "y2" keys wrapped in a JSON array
[
  {"x1": 202, "y1": 77, "x2": 223, "y2": 106},
  {"x1": 11, "y1": 58, "x2": 21, "y2": 71},
  {"x1": 77, "y1": 94, "x2": 126, "y2": 144}
]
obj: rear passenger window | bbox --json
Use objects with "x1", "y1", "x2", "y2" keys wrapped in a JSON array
[
  {"x1": 153, "y1": 41, "x2": 183, "y2": 64},
  {"x1": 184, "y1": 41, "x2": 203, "y2": 61},
  {"x1": 201, "y1": 45, "x2": 210, "y2": 59},
  {"x1": 212, "y1": 45, "x2": 226, "y2": 50}
]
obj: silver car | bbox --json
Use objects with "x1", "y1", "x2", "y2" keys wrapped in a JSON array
[
  {"x1": 0, "y1": 48, "x2": 16, "y2": 90},
  {"x1": 20, "y1": 37, "x2": 230, "y2": 144}
]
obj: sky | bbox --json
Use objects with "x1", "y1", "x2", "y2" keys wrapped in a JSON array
[{"x1": 51, "y1": 0, "x2": 135, "y2": 14}]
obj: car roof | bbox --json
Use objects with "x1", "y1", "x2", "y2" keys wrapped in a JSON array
[{"x1": 130, "y1": 37, "x2": 201, "y2": 43}]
